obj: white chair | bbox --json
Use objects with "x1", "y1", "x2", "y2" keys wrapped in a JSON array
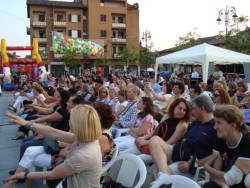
[
  {"x1": 106, "y1": 153, "x2": 147, "y2": 188},
  {"x1": 150, "y1": 174, "x2": 201, "y2": 188},
  {"x1": 101, "y1": 145, "x2": 119, "y2": 174}
]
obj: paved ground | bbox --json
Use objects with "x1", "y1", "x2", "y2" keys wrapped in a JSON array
[{"x1": 0, "y1": 92, "x2": 44, "y2": 188}]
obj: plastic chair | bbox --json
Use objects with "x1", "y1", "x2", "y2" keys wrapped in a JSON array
[
  {"x1": 150, "y1": 174, "x2": 201, "y2": 188},
  {"x1": 107, "y1": 153, "x2": 147, "y2": 188},
  {"x1": 101, "y1": 145, "x2": 119, "y2": 174}
]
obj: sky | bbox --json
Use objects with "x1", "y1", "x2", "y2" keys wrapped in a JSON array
[{"x1": 0, "y1": 0, "x2": 249, "y2": 57}]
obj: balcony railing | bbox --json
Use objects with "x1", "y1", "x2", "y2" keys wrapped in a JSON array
[
  {"x1": 112, "y1": 23, "x2": 126, "y2": 28},
  {"x1": 33, "y1": 37, "x2": 47, "y2": 43},
  {"x1": 112, "y1": 54, "x2": 122, "y2": 58},
  {"x1": 32, "y1": 21, "x2": 46, "y2": 27},
  {"x1": 54, "y1": 21, "x2": 66, "y2": 26},
  {"x1": 54, "y1": 53, "x2": 64, "y2": 58},
  {"x1": 111, "y1": 38, "x2": 126, "y2": 43}
]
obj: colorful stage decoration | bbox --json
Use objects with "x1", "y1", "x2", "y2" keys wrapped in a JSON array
[
  {"x1": 0, "y1": 39, "x2": 48, "y2": 85},
  {"x1": 52, "y1": 35, "x2": 104, "y2": 58}
]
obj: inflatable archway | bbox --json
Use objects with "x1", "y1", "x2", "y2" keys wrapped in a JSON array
[{"x1": 0, "y1": 39, "x2": 47, "y2": 85}]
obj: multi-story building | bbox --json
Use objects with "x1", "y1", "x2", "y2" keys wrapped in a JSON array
[{"x1": 27, "y1": 0, "x2": 140, "y2": 76}]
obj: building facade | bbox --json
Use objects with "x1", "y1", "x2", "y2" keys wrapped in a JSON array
[{"x1": 27, "y1": 0, "x2": 139, "y2": 76}]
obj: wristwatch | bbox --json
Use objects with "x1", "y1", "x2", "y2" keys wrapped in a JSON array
[
  {"x1": 26, "y1": 120, "x2": 34, "y2": 130},
  {"x1": 24, "y1": 171, "x2": 30, "y2": 180}
]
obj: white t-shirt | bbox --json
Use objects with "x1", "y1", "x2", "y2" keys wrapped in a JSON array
[
  {"x1": 154, "y1": 94, "x2": 172, "y2": 110},
  {"x1": 33, "y1": 93, "x2": 46, "y2": 104}
]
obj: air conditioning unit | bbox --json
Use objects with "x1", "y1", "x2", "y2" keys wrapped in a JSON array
[
  {"x1": 82, "y1": 16, "x2": 87, "y2": 20},
  {"x1": 83, "y1": 32, "x2": 87, "y2": 36}
]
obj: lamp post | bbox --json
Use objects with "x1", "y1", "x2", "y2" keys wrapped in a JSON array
[
  {"x1": 141, "y1": 30, "x2": 151, "y2": 49},
  {"x1": 216, "y1": 5, "x2": 238, "y2": 36}
]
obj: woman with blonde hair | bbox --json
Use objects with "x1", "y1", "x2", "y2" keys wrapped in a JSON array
[
  {"x1": 96, "y1": 86, "x2": 110, "y2": 103},
  {"x1": 213, "y1": 88, "x2": 232, "y2": 106},
  {"x1": 203, "y1": 105, "x2": 250, "y2": 188},
  {"x1": 3, "y1": 105, "x2": 102, "y2": 188}
]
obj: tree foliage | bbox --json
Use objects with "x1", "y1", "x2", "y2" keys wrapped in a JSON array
[
  {"x1": 221, "y1": 16, "x2": 250, "y2": 55},
  {"x1": 175, "y1": 28, "x2": 201, "y2": 50},
  {"x1": 139, "y1": 44, "x2": 158, "y2": 68},
  {"x1": 59, "y1": 52, "x2": 80, "y2": 72},
  {"x1": 95, "y1": 49, "x2": 110, "y2": 67},
  {"x1": 117, "y1": 45, "x2": 138, "y2": 68}
]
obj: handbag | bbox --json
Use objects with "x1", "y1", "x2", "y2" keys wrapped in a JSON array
[
  {"x1": 43, "y1": 137, "x2": 60, "y2": 155},
  {"x1": 135, "y1": 121, "x2": 168, "y2": 154}
]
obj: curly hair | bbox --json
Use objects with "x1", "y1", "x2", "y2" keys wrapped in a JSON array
[
  {"x1": 93, "y1": 102, "x2": 115, "y2": 129},
  {"x1": 137, "y1": 97, "x2": 154, "y2": 119},
  {"x1": 168, "y1": 98, "x2": 191, "y2": 122}
]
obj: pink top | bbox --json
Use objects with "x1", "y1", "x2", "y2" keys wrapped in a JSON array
[{"x1": 133, "y1": 114, "x2": 154, "y2": 136}]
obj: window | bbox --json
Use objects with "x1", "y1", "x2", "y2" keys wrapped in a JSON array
[
  {"x1": 57, "y1": 14, "x2": 64, "y2": 21},
  {"x1": 100, "y1": 0, "x2": 104, "y2": 6},
  {"x1": 71, "y1": 14, "x2": 78, "y2": 22},
  {"x1": 38, "y1": 14, "x2": 45, "y2": 22},
  {"x1": 118, "y1": 16, "x2": 124, "y2": 23},
  {"x1": 71, "y1": 30, "x2": 78, "y2": 38},
  {"x1": 100, "y1": 30, "x2": 106, "y2": 38},
  {"x1": 113, "y1": 46, "x2": 117, "y2": 54},
  {"x1": 113, "y1": 31, "x2": 116, "y2": 38},
  {"x1": 100, "y1": 14, "x2": 106, "y2": 22},
  {"x1": 112, "y1": 16, "x2": 116, "y2": 23},
  {"x1": 118, "y1": 31, "x2": 125, "y2": 38},
  {"x1": 49, "y1": 14, "x2": 53, "y2": 20},
  {"x1": 39, "y1": 30, "x2": 46, "y2": 38},
  {"x1": 118, "y1": 46, "x2": 124, "y2": 51}
]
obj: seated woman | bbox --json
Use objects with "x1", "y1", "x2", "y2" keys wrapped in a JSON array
[
  {"x1": 213, "y1": 88, "x2": 232, "y2": 106},
  {"x1": 122, "y1": 98, "x2": 191, "y2": 157},
  {"x1": 114, "y1": 97, "x2": 154, "y2": 152},
  {"x1": 232, "y1": 81, "x2": 249, "y2": 109},
  {"x1": 202, "y1": 105, "x2": 250, "y2": 188},
  {"x1": 3, "y1": 105, "x2": 102, "y2": 188},
  {"x1": 93, "y1": 102, "x2": 116, "y2": 166},
  {"x1": 96, "y1": 86, "x2": 110, "y2": 103}
]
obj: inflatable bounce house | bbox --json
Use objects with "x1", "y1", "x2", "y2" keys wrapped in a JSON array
[{"x1": 0, "y1": 39, "x2": 47, "y2": 90}]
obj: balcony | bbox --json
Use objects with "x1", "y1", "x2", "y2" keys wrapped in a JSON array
[
  {"x1": 111, "y1": 38, "x2": 126, "y2": 43},
  {"x1": 54, "y1": 21, "x2": 66, "y2": 27},
  {"x1": 54, "y1": 53, "x2": 64, "y2": 58},
  {"x1": 34, "y1": 38, "x2": 47, "y2": 43},
  {"x1": 112, "y1": 23, "x2": 126, "y2": 28},
  {"x1": 112, "y1": 54, "x2": 122, "y2": 59},
  {"x1": 32, "y1": 21, "x2": 46, "y2": 27}
]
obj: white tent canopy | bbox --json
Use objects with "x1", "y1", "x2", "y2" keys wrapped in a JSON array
[{"x1": 155, "y1": 43, "x2": 250, "y2": 83}]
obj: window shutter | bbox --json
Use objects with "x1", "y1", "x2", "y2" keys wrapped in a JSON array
[
  {"x1": 78, "y1": 30, "x2": 81, "y2": 38},
  {"x1": 68, "y1": 30, "x2": 72, "y2": 37},
  {"x1": 68, "y1": 14, "x2": 71, "y2": 22},
  {"x1": 78, "y1": 15, "x2": 81, "y2": 22}
]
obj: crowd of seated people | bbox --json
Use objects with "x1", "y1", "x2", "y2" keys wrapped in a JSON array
[{"x1": 2, "y1": 68, "x2": 250, "y2": 188}]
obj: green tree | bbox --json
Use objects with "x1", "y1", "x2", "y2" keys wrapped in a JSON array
[
  {"x1": 221, "y1": 16, "x2": 250, "y2": 55},
  {"x1": 117, "y1": 45, "x2": 138, "y2": 70},
  {"x1": 139, "y1": 44, "x2": 158, "y2": 68},
  {"x1": 59, "y1": 52, "x2": 80, "y2": 73},
  {"x1": 94, "y1": 49, "x2": 110, "y2": 67},
  {"x1": 175, "y1": 28, "x2": 201, "y2": 50}
]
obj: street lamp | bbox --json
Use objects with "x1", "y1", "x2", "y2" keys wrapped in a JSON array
[
  {"x1": 141, "y1": 30, "x2": 151, "y2": 49},
  {"x1": 216, "y1": 5, "x2": 238, "y2": 36}
]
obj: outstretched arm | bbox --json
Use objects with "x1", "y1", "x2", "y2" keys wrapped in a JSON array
[{"x1": 6, "y1": 112, "x2": 75, "y2": 144}]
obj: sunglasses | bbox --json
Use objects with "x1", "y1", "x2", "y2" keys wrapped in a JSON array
[{"x1": 214, "y1": 93, "x2": 220, "y2": 97}]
